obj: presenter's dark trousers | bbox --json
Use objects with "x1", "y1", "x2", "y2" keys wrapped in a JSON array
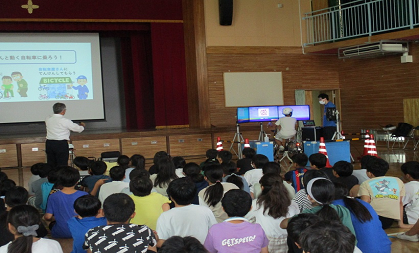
[
  {"x1": 323, "y1": 126, "x2": 337, "y2": 141},
  {"x1": 46, "y1": 140, "x2": 69, "y2": 168}
]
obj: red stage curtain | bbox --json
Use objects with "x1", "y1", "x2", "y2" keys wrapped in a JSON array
[
  {"x1": 121, "y1": 32, "x2": 156, "y2": 130},
  {"x1": 151, "y1": 23, "x2": 188, "y2": 127}
]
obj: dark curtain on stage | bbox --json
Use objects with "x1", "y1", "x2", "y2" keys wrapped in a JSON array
[
  {"x1": 121, "y1": 32, "x2": 156, "y2": 129},
  {"x1": 151, "y1": 23, "x2": 188, "y2": 127}
]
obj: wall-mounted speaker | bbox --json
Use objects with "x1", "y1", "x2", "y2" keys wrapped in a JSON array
[{"x1": 219, "y1": 0, "x2": 233, "y2": 26}]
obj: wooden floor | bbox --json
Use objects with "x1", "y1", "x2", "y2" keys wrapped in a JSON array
[{"x1": 2, "y1": 140, "x2": 419, "y2": 252}]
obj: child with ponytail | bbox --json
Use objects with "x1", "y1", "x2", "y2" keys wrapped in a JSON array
[
  {"x1": 0, "y1": 205, "x2": 62, "y2": 253},
  {"x1": 246, "y1": 173, "x2": 299, "y2": 253},
  {"x1": 198, "y1": 164, "x2": 239, "y2": 222},
  {"x1": 281, "y1": 178, "x2": 356, "y2": 238},
  {"x1": 333, "y1": 183, "x2": 391, "y2": 253}
]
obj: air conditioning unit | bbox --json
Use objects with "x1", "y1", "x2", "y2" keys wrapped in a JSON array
[{"x1": 338, "y1": 41, "x2": 409, "y2": 59}]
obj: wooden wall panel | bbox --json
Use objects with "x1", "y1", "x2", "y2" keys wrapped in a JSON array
[
  {"x1": 183, "y1": 0, "x2": 210, "y2": 128},
  {"x1": 121, "y1": 136, "x2": 167, "y2": 159},
  {"x1": 207, "y1": 47, "x2": 341, "y2": 127},
  {"x1": 403, "y1": 98, "x2": 419, "y2": 128},
  {"x1": 241, "y1": 130, "x2": 261, "y2": 141},
  {"x1": 0, "y1": 144, "x2": 18, "y2": 167},
  {"x1": 305, "y1": 90, "x2": 314, "y2": 120},
  {"x1": 312, "y1": 0, "x2": 329, "y2": 11},
  {"x1": 21, "y1": 143, "x2": 46, "y2": 167},
  {"x1": 169, "y1": 134, "x2": 212, "y2": 157},
  {"x1": 339, "y1": 43, "x2": 419, "y2": 133},
  {"x1": 72, "y1": 139, "x2": 120, "y2": 159}
]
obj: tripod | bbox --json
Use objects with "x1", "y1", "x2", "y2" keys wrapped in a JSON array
[
  {"x1": 230, "y1": 123, "x2": 244, "y2": 159},
  {"x1": 331, "y1": 110, "x2": 354, "y2": 162},
  {"x1": 258, "y1": 122, "x2": 266, "y2": 141},
  {"x1": 332, "y1": 109, "x2": 344, "y2": 140}
]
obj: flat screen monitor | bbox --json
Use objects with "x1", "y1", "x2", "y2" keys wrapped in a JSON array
[
  {"x1": 237, "y1": 107, "x2": 249, "y2": 123},
  {"x1": 248, "y1": 106, "x2": 279, "y2": 122},
  {"x1": 278, "y1": 105, "x2": 310, "y2": 121}
]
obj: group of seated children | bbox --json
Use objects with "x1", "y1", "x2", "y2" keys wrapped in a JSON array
[{"x1": 0, "y1": 148, "x2": 418, "y2": 253}]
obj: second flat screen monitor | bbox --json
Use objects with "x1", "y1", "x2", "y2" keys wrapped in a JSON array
[
  {"x1": 277, "y1": 105, "x2": 310, "y2": 121},
  {"x1": 248, "y1": 106, "x2": 279, "y2": 122},
  {"x1": 237, "y1": 105, "x2": 310, "y2": 123}
]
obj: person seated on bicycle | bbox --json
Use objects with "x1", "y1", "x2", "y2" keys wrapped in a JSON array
[{"x1": 269, "y1": 108, "x2": 297, "y2": 151}]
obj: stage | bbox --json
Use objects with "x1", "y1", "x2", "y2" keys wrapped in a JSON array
[{"x1": 0, "y1": 125, "x2": 262, "y2": 184}]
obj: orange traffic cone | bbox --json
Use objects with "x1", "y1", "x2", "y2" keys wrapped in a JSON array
[
  {"x1": 244, "y1": 138, "x2": 250, "y2": 148},
  {"x1": 362, "y1": 134, "x2": 371, "y2": 157},
  {"x1": 319, "y1": 137, "x2": 332, "y2": 168},
  {"x1": 216, "y1": 137, "x2": 223, "y2": 151},
  {"x1": 368, "y1": 134, "x2": 378, "y2": 157}
]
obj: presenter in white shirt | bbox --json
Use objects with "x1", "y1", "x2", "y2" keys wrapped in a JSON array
[{"x1": 45, "y1": 103, "x2": 85, "y2": 167}]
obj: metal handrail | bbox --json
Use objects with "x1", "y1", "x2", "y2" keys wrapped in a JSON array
[{"x1": 303, "y1": 0, "x2": 419, "y2": 46}]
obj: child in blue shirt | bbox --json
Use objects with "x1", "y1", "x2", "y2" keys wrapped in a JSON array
[
  {"x1": 284, "y1": 153, "x2": 308, "y2": 193},
  {"x1": 44, "y1": 166, "x2": 88, "y2": 238},
  {"x1": 40, "y1": 169, "x2": 58, "y2": 212},
  {"x1": 68, "y1": 195, "x2": 107, "y2": 253}
]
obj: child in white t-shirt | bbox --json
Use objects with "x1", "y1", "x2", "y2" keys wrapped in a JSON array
[
  {"x1": 401, "y1": 161, "x2": 419, "y2": 225},
  {"x1": 156, "y1": 177, "x2": 217, "y2": 247}
]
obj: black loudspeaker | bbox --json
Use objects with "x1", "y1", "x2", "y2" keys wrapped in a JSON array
[
  {"x1": 219, "y1": 0, "x2": 233, "y2": 26},
  {"x1": 302, "y1": 127, "x2": 323, "y2": 141}
]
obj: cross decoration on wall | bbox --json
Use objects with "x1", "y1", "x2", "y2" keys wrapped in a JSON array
[{"x1": 22, "y1": 0, "x2": 39, "y2": 14}]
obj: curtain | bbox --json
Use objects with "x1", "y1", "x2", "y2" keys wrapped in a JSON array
[
  {"x1": 122, "y1": 32, "x2": 156, "y2": 129},
  {"x1": 151, "y1": 23, "x2": 188, "y2": 127}
]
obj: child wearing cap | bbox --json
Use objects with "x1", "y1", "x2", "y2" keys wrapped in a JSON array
[{"x1": 268, "y1": 107, "x2": 297, "y2": 151}]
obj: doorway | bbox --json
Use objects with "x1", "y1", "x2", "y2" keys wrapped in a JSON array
[{"x1": 297, "y1": 89, "x2": 341, "y2": 127}]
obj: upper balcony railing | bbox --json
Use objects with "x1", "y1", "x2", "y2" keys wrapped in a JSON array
[{"x1": 303, "y1": 0, "x2": 419, "y2": 46}]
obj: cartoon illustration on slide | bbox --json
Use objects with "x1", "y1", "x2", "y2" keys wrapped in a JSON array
[
  {"x1": 38, "y1": 94, "x2": 49, "y2": 100},
  {"x1": 38, "y1": 76, "x2": 74, "y2": 101},
  {"x1": 65, "y1": 93, "x2": 75, "y2": 99},
  {"x1": 70, "y1": 75, "x2": 89, "y2": 99},
  {"x1": 38, "y1": 84, "x2": 49, "y2": 91},
  {"x1": 11, "y1": 71, "x2": 28, "y2": 97},
  {"x1": 1, "y1": 76, "x2": 14, "y2": 98}
]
